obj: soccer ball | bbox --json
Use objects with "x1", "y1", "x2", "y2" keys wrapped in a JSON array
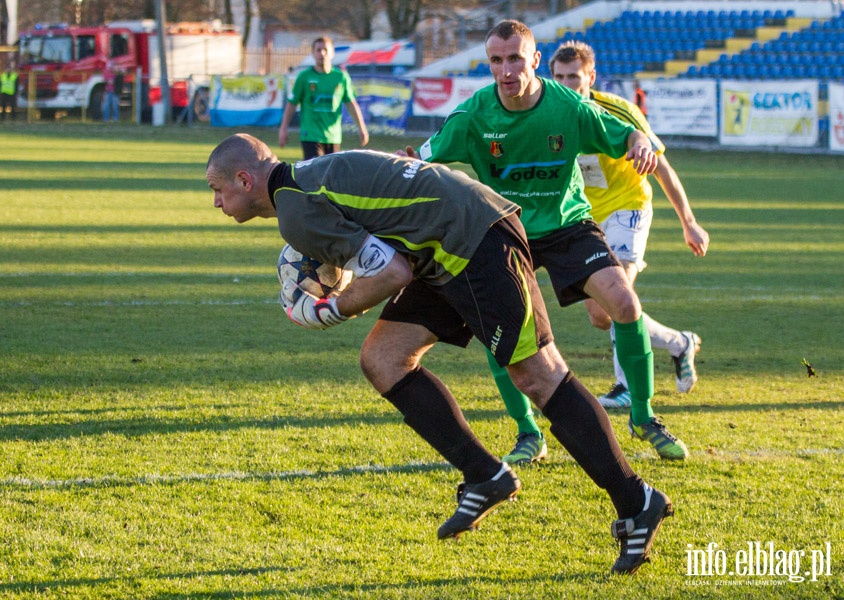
[{"x1": 277, "y1": 244, "x2": 352, "y2": 303}]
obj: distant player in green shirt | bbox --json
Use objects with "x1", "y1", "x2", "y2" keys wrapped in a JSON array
[
  {"x1": 278, "y1": 36, "x2": 369, "y2": 159},
  {"x1": 407, "y1": 20, "x2": 688, "y2": 461}
]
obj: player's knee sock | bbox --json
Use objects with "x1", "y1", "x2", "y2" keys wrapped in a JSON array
[
  {"x1": 541, "y1": 372, "x2": 644, "y2": 518},
  {"x1": 642, "y1": 312, "x2": 685, "y2": 355},
  {"x1": 609, "y1": 324, "x2": 628, "y2": 388},
  {"x1": 614, "y1": 317, "x2": 655, "y2": 426},
  {"x1": 382, "y1": 367, "x2": 501, "y2": 484},
  {"x1": 486, "y1": 349, "x2": 541, "y2": 436}
]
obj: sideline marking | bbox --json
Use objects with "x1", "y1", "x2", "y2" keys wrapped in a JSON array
[{"x1": 4, "y1": 449, "x2": 843, "y2": 490}]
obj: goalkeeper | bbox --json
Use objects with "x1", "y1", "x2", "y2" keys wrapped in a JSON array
[{"x1": 206, "y1": 133, "x2": 673, "y2": 575}]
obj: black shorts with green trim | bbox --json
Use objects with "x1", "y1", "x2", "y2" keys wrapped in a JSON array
[
  {"x1": 301, "y1": 141, "x2": 341, "y2": 160},
  {"x1": 529, "y1": 219, "x2": 622, "y2": 307},
  {"x1": 377, "y1": 214, "x2": 554, "y2": 367}
]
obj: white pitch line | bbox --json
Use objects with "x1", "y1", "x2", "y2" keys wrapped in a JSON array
[
  {"x1": 3, "y1": 449, "x2": 843, "y2": 490},
  {"x1": 2, "y1": 293, "x2": 833, "y2": 309},
  {"x1": 1, "y1": 299, "x2": 279, "y2": 308},
  {"x1": 1, "y1": 272, "x2": 270, "y2": 279}
]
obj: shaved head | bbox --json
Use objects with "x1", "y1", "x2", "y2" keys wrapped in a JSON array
[{"x1": 207, "y1": 133, "x2": 276, "y2": 181}]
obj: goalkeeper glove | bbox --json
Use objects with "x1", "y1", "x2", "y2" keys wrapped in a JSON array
[{"x1": 282, "y1": 280, "x2": 348, "y2": 330}]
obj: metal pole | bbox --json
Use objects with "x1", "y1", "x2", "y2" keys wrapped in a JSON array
[
  {"x1": 154, "y1": 0, "x2": 172, "y2": 124},
  {"x1": 134, "y1": 65, "x2": 142, "y2": 124}
]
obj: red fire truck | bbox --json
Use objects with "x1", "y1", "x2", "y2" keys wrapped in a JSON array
[{"x1": 17, "y1": 19, "x2": 242, "y2": 121}]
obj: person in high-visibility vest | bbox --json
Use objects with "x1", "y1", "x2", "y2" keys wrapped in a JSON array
[{"x1": 0, "y1": 62, "x2": 18, "y2": 121}]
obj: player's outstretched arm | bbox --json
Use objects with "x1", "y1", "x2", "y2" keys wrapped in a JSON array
[
  {"x1": 278, "y1": 102, "x2": 297, "y2": 147},
  {"x1": 345, "y1": 99, "x2": 369, "y2": 147},
  {"x1": 653, "y1": 155, "x2": 710, "y2": 257}
]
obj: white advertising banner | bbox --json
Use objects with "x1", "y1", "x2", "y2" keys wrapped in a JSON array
[
  {"x1": 640, "y1": 79, "x2": 718, "y2": 137},
  {"x1": 828, "y1": 82, "x2": 844, "y2": 152},
  {"x1": 720, "y1": 80, "x2": 818, "y2": 147},
  {"x1": 209, "y1": 75, "x2": 284, "y2": 127},
  {"x1": 412, "y1": 77, "x2": 493, "y2": 117}
]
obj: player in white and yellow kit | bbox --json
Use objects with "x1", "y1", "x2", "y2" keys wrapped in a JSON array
[{"x1": 551, "y1": 41, "x2": 710, "y2": 407}]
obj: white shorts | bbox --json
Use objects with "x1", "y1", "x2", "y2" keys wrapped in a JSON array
[{"x1": 598, "y1": 207, "x2": 653, "y2": 272}]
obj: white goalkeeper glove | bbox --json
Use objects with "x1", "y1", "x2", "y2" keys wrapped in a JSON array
[{"x1": 281, "y1": 279, "x2": 349, "y2": 330}]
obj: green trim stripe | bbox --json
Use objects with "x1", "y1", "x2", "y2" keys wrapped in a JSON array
[
  {"x1": 321, "y1": 187, "x2": 440, "y2": 210},
  {"x1": 509, "y1": 248, "x2": 540, "y2": 364},
  {"x1": 378, "y1": 234, "x2": 469, "y2": 277}
]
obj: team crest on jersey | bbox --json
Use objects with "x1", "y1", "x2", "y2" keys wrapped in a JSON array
[
  {"x1": 548, "y1": 135, "x2": 564, "y2": 152},
  {"x1": 490, "y1": 141, "x2": 504, "y2": 158}
]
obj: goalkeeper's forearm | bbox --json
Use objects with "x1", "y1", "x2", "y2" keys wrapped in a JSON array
[{"x1": 335, "y1": 253, "x2": 413, "y2": 317}]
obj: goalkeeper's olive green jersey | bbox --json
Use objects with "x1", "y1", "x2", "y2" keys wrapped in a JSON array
[
  {"x1": 579, "y1": 90, "x2": 664, "y2": 224},
  {"x1": 270, "y1": 150, "x2": 520, "y2": 285},
  {"x1": 419, "y1": 78, "x2": 635, "y2": 239}
]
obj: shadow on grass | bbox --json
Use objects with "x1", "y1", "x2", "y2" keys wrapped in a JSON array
[
  {"x1": 0, "y1": 176, "x2": 205, "y2": 192},
  {"x1": 2, "y1": 397, "x2": 842, "y2": 450},
  {"x1": 0, "y1": 407, "x2": 508, "y2": 444},
  {"x1": 0, "y1": 565, "x2": 608, "y2": 597},
  {"x1": 640, "y1": 400, "x2": 844, "y2": 415},
  {"x1": 0, "y1": 566, "x2": 294, "y2": 596}
]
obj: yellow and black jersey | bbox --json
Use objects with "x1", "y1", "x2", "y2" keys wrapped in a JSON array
[{"x1": 579, "y1": 90, "x2": 664, "y2": 223}]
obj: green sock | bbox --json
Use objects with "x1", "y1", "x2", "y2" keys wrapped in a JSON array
[
  {"x1": 613, "y1": 317, "x2": 654, "y2": 426},
  {"x1": 486, "y1": 348, "x2": 541, "y2": 436}
]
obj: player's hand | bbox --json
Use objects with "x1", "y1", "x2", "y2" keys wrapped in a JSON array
[
  {"x1": 278, "y1": 128, "x2": 289, "y2": 148},
  {"x1": 396, "y1": 146, "x2": 418, "y2": 158},
  {"x1": 626, "y1": 143, "x2": 657, "y2": 175},
  {"x1": 283, "y1": 280, "x2": 348, "y2": 330},
  {"x1": 684, "y1": 222, "x2": 710, "y2": 257}
]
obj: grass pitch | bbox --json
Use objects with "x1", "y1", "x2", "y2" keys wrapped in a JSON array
[{"x1": 1, "y1": 123, "x2": 843, "y2": 599}]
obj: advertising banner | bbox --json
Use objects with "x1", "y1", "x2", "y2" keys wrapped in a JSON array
[
  {"x1": 639, "y1": 79, "x2": 718, "y2": 137},
  {"x1": 720, "y1": 80, "x2": 818, "y2": 147},
  {"x1": 209, "y1": 75, "x2": 284, "y2": 127},
  {"x1": 412, "y1": 77, "x2": 493, "y2": 117},
  {"x1": 828, "y1": 82, "x2": 844, "y2": 152},
  {"x1": 346, "y1": 77, "x2": 412, "y2": 135}
]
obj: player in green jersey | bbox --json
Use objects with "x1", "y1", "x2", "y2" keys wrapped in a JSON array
[
  {"x1": 550, "y1": 41, "x2": 710, "y2": 408},
  {"x1": 406, "y1": 20, "x2": 688, "y2": 461},
  {"x1": 278, "y1": 37, "x2": 369, "y2": 159},
  {"x1": 207, "y1": 133, "x2": 673, "y2": 574}
]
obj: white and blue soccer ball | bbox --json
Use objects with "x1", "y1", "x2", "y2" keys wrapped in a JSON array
[{"x1": 277, "y1": 244, "x2": 352, "y2": 305}]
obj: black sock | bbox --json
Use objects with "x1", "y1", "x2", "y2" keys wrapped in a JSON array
[
  {"x1": 382, "y1": 367, "x2": 501, "y2": 483},
  {"x1": 541, "y1": 372, "x2": 645, "y2": 518}
]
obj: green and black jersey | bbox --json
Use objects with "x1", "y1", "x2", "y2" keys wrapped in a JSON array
[
  {"x1": 269, "y1": 150, "x2": 520, "y2": 285},
  {"x1": 288, "y1": 67, "x2": 356, "y2": 144},
  {"x1": 419, "y1": 78, "x2": 635, "y2": 239}
]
